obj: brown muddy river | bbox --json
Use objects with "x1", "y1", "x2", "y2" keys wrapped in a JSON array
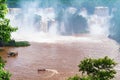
[{"x1": 0, "y1": 35, "x2": 120, "y2": 80}]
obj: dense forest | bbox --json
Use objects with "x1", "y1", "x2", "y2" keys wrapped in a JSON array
[
  {"x1": 7, "y1": 0, "x2": 117, "y2": 8},
  {"x1": 7, "y1": 0, "x2": 120, "y2": 43}
]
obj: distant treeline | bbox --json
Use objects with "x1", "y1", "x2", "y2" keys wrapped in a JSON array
[
  {"x1": 7, "y1": 0, "x2": 117, "y2": 8},
  {"x1": 7, "y1": 0, "x2": 118, "y2": 14},
  {"x1": 7, "y1": 0, "x2": 119, "y2": 14}
]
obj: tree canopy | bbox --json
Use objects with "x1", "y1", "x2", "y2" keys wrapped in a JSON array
[
  {"x1": 68, "y1": 56, "x2": 117, "y2": 80},
  {"x1": 0, "y1": 56, "x2": 11, "y2": 80},
  {"x1": 0, "y1": 0, "x2": 17, "y2": 45},
  {"x1": 7, "y1": 0, "x2": 118, "y2": 8}
]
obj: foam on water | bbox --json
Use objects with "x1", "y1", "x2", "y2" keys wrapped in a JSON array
[{"x1": 12, "y1": 32, "x2": 102, "y2": 43}]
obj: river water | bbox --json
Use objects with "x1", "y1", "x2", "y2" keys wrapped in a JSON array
[{"x1": 0, "y1": 35, "x2": 120, "y2": 80}]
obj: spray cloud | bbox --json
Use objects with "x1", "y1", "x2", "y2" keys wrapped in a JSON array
[{"x1": 7, "y1": 0, "x2": 111, "y2": 42}]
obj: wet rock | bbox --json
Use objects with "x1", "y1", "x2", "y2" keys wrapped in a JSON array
[
  {"x1": 0, "y1": 47, "x2": 4, "y2": 51},
  {"x1": 38, "y1": 69, "x2": 46, "y2": 72},
  {"x1": 8, "y1": 51, "x2": 18, "y2": 57}
]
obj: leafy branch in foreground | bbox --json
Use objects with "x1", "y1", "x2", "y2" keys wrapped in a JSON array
[
  {"x1": 68, "y1": 56, "x2": 117, "y2": 80},
  {"x1": 0, "y1": 0, "x2": 17, "y2": 46},
  {"x1": 0, "y1": 56, "x2": 11, "y2": 80}
]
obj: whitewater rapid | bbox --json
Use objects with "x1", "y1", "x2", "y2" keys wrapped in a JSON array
[{"x1": 12, "y1": 32, "x2": 102, "y2": 43}]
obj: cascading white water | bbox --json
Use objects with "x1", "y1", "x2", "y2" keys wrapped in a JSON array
[
  {"x1": 8, "y1": 8, "x2": 56, "y2": 33},
  {"x1": 88, "y1": 7, "x2": 110, "y2": 36},
  {"x1": 7, "y1": 5, "x2": 112, "y2": 43},
  {"x1": 7, "y1": 7, "x2": 60, "y2": 42}
]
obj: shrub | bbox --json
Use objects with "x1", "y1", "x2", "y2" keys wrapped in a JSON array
[
  {"x1": 4, "y1": 40, "x2": 30, "y2": 47},
  {"x1": 68, "y1": 56, "x2": 117, "y2": 80},
  {"x1": 14, "y1": 41, "x2": 30, "y2": 47},
  {"x1": 0, "y1": 0, "x2": 17, "y2": 44},
  {"x1": 0, "y1": 56, "x2": 11, "y2": 80},
  {"x1": 68, "y1": 75, "x2": 81, "y2": 80}
]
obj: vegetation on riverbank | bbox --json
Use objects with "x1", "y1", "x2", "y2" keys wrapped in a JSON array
[
  {"x1": 0, "y1": 56, "x2": 11, "y2": 80},
  {"x1": 68, "y1": 56, "x2": 117, "y2": 80},
  {"x1": 4, "y1": 40, "x2": 30, "y2": 47}
]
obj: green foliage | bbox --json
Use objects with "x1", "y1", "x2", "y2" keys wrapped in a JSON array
[
  {"x1": 68, "y1": 75, "x2": 93, "y2": 80},
  {"x1": 60, "y1": 0, "x2": 72, "y2": 7},
  {"x1": 80, "y1": 76, "x2": 92, "y2": 80},
  {"x1": 7, "y1": 0, "x2": 20, "y2": 8},
  {"x1": 68, "y1": 56, "x2": 117, "y2": 80},
  {"x1": 79, "y1": 56, "x2": 117, "y2": 80},
  {"x1": 81, "y1": 0, "x2": 117, "y2": 7},
  {"x1": 0, "y1": 19, "x2": 17, "y2": 42},
  {"x1": 14, "y1": 41, "x2": 30, "y2": 47},
  {"x1": 0, "y1": 0, "x2": 17, "y2": 44},
  {"x1": 68, "y1": 75, "x2": 81, "y2": 80},
  {"x1": 0, "y1": 0, "x2": 8, "y2": 18},
  {"x1": 0, "y1": 48, "x2": 4, "y2": 52},
  {"x1": 0, "y1": 57, "x2": 5, "y2": 68},
  {"x1": 0, "y1": 56, "x2": 11, "y2": 80},
  {"x1": 7, "y1": 0, "x2": 117, "y2": 8},
  {"x1": 4, "y1": 40, "x2": 30, "y2": 47}
]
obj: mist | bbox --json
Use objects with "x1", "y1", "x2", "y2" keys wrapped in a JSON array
[{"x1": 6, "y1": 0, "x2": 120, "y2": 43}]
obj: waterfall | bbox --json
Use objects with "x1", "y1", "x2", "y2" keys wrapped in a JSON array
[
  {"x1": 7, "y1": 6, "x2": 111, "y2": 42},
  {"x1": 7, "y1": 7, "x2": 56, "y2": 33},
  {"x1": 88, "y1": 7, "x2": 110, "y2": 36}
]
